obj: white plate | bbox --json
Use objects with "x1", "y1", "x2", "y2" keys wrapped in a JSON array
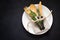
[{"x1": 22, "y1": 4, "x2": 53, "y2": 35}]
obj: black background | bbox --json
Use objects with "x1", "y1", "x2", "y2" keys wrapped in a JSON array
[{"x1": 1, "y1": 0, "x2": 60, "y2": 40}]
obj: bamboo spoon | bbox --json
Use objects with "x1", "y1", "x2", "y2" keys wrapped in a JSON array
[{"x1": 29, "y1": 4, "x2": 38, "y2": 16}]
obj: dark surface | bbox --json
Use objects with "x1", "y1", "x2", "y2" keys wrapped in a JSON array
[{"x1": 1, "y1": 0, "x2": 60, "y2": 40}]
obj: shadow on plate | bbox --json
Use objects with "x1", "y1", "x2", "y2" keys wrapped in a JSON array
[{"x1": 22, "y1": 24, "x2": 53, "y2": 39}]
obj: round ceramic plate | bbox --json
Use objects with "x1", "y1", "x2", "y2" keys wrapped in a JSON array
[{"x1": 22, "y1": 4, "x2": 53, "y2": 35}]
